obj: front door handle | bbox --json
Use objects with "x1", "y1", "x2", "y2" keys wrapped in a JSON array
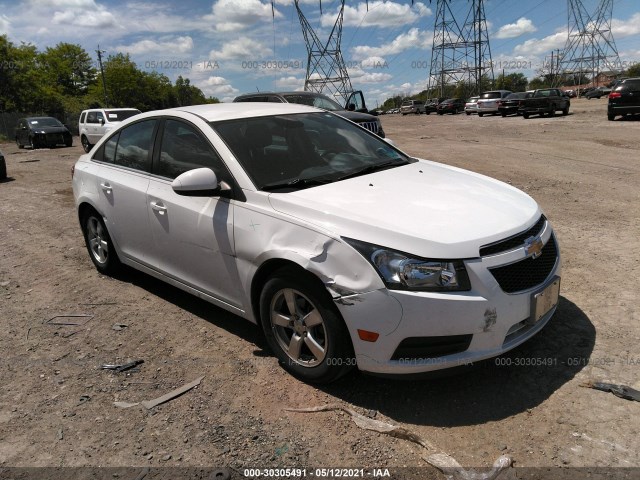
[
  {"x1": 151, "y1": 201, "x2": 167, "y2": 215},
  {"x1": 100, "y1": 182, "x2": 112, "y2": 194}
]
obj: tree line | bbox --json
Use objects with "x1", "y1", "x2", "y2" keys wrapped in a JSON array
[{"x1": 0, "y1": 34, "x2": 218, "y2": 118}]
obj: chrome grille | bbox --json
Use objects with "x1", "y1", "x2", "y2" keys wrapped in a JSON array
[
  {"x1": 480, "y1": 215, "x2": 546, "y2": 256},
  {"x1": 358, "y1": 121, "x2": 378, "y2": 134}
]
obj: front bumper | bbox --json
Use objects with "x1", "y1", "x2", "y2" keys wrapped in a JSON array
[{"x1": 335, "y1": 222, "x2": 561, "y2": 375}]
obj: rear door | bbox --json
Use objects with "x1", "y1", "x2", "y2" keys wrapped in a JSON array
[
  {"x1": 619, "y1": 79, "x2": 640, "y2": 107},
  {"x1": 93, "y1": 119, "x2": 157, "y2": 263},
  {"x1": 146, "y1": 118, "x2": 242, "y2": 307}
]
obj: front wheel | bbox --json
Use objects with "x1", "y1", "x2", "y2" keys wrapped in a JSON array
[
  {"x1": 562, "y1": 107, "x2": 569, "y2": 116},
  {"x1": 523, "y1": 113, "x2": 530, "y2": 119},
  {"x1": 478, "y1": 113, "x2": 484, "y2": 117},
  {"x1": 29, "y1": 136, "x2": 38, "y2": 149},
  {"x1": 608, "y1": 114, "x2": 615, "y2": 121},
  {"x1": 260, "y1": 268, "x2": 354, "y2": 383},
  {"x1": 81, "y1": 210, "x2": 121, "y2": 275},
  {"x1": 16, "y1": 137, "x2": 24, "y2": 149},
  {"x1": 81, "y1": 136, "x2": 92, "y2": 153}
]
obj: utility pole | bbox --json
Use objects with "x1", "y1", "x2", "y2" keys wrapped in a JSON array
[
  {"x1": 556, "y1": 0, "x2": 621, "y2": 87},
  {"x1": 427, "y1": 0, "x2": 494, "y2": 98},
  {"x1": 96, "y1": 45, "x2": 109, "y2": 107},
  {"x1": 295, "y1": 0, "x2": 353, "y2": 103}
]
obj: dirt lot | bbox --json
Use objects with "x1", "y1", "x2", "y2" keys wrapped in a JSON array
[{"x1": 1, "y1": 98, "x2": 639, "y2": 478}]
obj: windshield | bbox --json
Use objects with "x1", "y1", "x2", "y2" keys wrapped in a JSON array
[
  {"x1": 282, "y1": 94, "x2": 343, "y2": 111},
  {"x1": 29, "y1": 117, "x2": 62, "y2": 127},
  {"x1": 105, "y1": 110, "x2": 141, "y2": 122},
  {"x1": 506, "y1": 92, "x2": 528, "y2": 99},
  {"x1": 212, "y1": 112, "x2": 410, "y2": 191}
]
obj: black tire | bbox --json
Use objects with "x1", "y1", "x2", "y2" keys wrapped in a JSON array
[
  {"x1": 549, "y1": 105, "x2": 556, "y2": 117},
  {"x1": 16, "y1": 137, "x2": 24, "y2": 149},
  {"x1": 29, "y1": 136, "x2": 38, "y2": 150},
  {"x1": 608, "y1": 114, "x2": 615, "y2": 121},
  {"x1": 259, "y1": 267, "x2": 354, "y2": 383},
  {"x1": 426, "y1": 112, "x2": 431, "y2": 115},
  {"x1": 523, "y1": 112, "x2": 530, "y2": 119},
  {"x1": 466, "y1": 112, "x2": 470, "y2": 115},
  {"x1": 81, "y1": 209, "x2": 121, "y2": 275},
  {"x1": 478, "y1": 113, "x2": 484, "y2": 117},
  {"x1": 501, "y1": 112, "x2": 506, "y2": 117},
  {"x1": 562, "y1": 106, "x2": 569, "y2": 116},
  {"x1": 65, "y1": 137, "x2": 73, "y2": 147},
  {"x1": 81, "y1": 136, "x2": 92, "y2": 153},
  {"x1": 0, "y1": 160, "x2": 6, "y2": 180}
]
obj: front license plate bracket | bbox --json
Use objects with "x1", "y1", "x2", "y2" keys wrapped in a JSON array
[{"x1": 529, "y1": 276, "x2": 560, "y2": 325}]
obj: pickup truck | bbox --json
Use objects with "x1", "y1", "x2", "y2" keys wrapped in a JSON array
[{"x1": 518, "y1": 88, "x2": 570, "y2": 119}]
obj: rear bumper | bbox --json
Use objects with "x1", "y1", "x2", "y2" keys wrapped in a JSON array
[{"x1": 608, "y1": 105, "x2": 640, "y2": 115}]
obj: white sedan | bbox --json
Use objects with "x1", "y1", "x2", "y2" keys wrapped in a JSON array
[{"x1": 72, "y1": 103, "x2": 561, "y2": 383}]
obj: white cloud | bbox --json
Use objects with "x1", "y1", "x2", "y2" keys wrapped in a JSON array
[
  {"x1": 198, "y1": 76, "x2": 239, "y2": 99},
  {"x1": 115, "y1": 36, "x2": 194, "y2": 55},
  {"x1": 210, "y1": 0, "x2": 283, "y2": 32},
  {"x1": 274, "y1": 76, "x2": 304, "y2": 89},
  {"x1": 612, "y1": 13, "x2": 640, "y2": 38},
  {"x1": 350, "y1": 69, "x2": 393, "y2": 84},
  {"x1": 495, "y1": 17, "x2": 537, "y2": 39},
  {"x1": 513, "y1": 30, "x2": 567, "y2": 56},
  {"x1": 351, "y1": 28, "x2": 431, "y2": 60},
  {"x1": 52, "y1": 9, "x2": 116, "y2": 27},
  {"x1": 209, "y1": 37, "x2": 271, "y2": 60},
  {"x1": 0, "y1": 14, "x2": 11, "y2": 35},
  {"x1": 359, "y1": 56, "x2": 388, "y2": 69},
  {"x1": 322, "y1": 1, "x2": 431, "y2": 28}
]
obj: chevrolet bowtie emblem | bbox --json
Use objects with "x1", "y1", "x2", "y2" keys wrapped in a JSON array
[{"x1": 525, "y1": 236, "x2": 544, "y2": 259}]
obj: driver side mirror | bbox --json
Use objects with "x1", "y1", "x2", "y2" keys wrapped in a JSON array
[
  {"x1": 99, "y1": 118, "x2": 105, "y2": 125},
  {"x1": 172, "y1": 167, "x2": 231, "y2": 197},
  {"x1": 347, "y1": 103, "x2": 356, "y2": 111}
]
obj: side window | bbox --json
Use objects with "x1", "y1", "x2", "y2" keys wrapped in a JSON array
[
  {"x1": 96, "y1": 112, "x2": 105, "y2": 123},
  {"x1": 101, "y1": 132, "x2": 119, "y2": 163},
  {"x1": 156, "y1": 119, "x2": 229, "y2": 181},
  {"x1": 113, "y1": 120, "x2": 156, "y2": 171},
  {"x1": 268, "y1": 96, "x2": 284, "y2": 103},
  {"x1": 80, "y1": 112, "x2": 86, "y2": 124},
  {"x1": 87, "y1": 112, "x2": 97, "y2": 123}
]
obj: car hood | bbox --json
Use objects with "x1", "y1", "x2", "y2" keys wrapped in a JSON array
[
  {"x1": 334, "y1": 110, "x2": 378, "y2": 122},
  {"x1": 268, "y1": 160, "x2": 540, "y2": 259},
  {"x1": 30, "y1": 126, "x2": 68, "y2": 134}
]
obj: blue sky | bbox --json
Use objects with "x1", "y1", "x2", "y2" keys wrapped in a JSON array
[{"x1": 1, "y1": 0, "x2": 639, "y2": 105}]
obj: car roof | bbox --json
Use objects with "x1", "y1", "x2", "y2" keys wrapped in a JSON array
[
  {"x1": 24, "y1": 116, "x2": 58, "y2": 121},
  {"x1": 141, "y1": 102, "x2": 321, "y2": 122},
  {"x1": 82, "y1": 108, "x2": 140, "y2": 112},
  {"x1": 235, "y1": 91, "x2": 331, "y2": 99}
]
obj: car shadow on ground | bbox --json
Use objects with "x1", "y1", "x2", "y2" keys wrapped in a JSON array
[
  {"x1": 114, "y1": 266, "x2": 266, "y2": 347},
  {"x1": 320, "y1": 295, "x2": 595, "y2": 427},
  {"x1": 116, "y1": 268, "x2": 594, "y2": 427}
]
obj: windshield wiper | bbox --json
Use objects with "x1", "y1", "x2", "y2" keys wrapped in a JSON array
[
  {"x1": 334, "y1": 158, "x2": 409, "y2": 181},
  {"x1": 261, "y1": 177, "x2": 332, "y2": 192}
]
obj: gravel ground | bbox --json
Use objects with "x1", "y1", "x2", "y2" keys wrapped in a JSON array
[{"x1": 0, "y1": 98, "x2": 639, "y2": 479}]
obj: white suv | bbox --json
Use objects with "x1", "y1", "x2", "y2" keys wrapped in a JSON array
[
  {"x1": 72, "y1": 103, "x2": 561, "y2": 383},
  {"x1": 78, "y1": 108, "x2": 140, "y2": 152}
]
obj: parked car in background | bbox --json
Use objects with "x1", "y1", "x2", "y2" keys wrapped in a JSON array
[
  {"x1": 234, "y1": 91, "x2": 384, "y2": 138},
  {"x1": 72, "y1": 102, "x2": 561, "y2": 383},
  {"x1": 79, "y1": 108, "x2": 141, "y2": 153},
  {"x1": 464, "y1": 96, "x2": 479, "y2": 115},
  {"x1": 15, "y1": 117, "x2": 72, "y2": 149},
  {"x1": 436, "y1": 98, "x2": 465, "y2": 114},
  {"x1": 518, "y1": 88, "x2": 570, "y2": 119},
  {"x1": 498, "y1": 92, "x2": 531, "y2": 117},
  {"x1": 424, "y1": 98, "x2": 443, "y2": 115},
  {"x1": 563, "y1": 90, "x2": 577, "y2": 98},
  {"x1": 477, "y1": 90, "x2": 512, "y2": 117},
  {"x1": 584, "y1": 87, "x2": 611, "y2": 99},
  {"x1": 400, "y1": 99, "x2": 426, "y2": 115},
  {"x1": 0, "y1": 149, "x2": 6, "y2": 180},
  {"x1": 608, "y1": 77, "x2": 640, "y2": 121}
]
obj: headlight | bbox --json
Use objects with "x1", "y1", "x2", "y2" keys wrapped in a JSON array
[{"x1": 343, "y1": 237, "x2": 470, "y2": 292}]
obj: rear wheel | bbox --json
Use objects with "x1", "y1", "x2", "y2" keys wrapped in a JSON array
[
  {"x1": 260, "y1": 267, "x2": 354, "y2": 383},
  {"x1": 81, "y1": 209, "x2": 121, "y2": 275},
  {"x1": 562, "y1": 106, "x2": 569, "y2": 116},
  {"x1": 65, "y1": 137, "x2": 73, "y2": 147},
  {"x1": 607, "y1": 114, "x2": 615, "y2": 121},
  {"x1": 478, "y1": 113, "x2": 484, "y2": 117},
  {"x1": 549, "y1": 105, "x2": 556, "y2": 117},
  {"x1": 523, "y1": 112, "x2": 530, "y2": 119}
]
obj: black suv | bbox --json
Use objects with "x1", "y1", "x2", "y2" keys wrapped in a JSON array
[
  {"x1": 608, "y1": 78, "x2": 640, "y2": 121},
  {"x1": 233, "y1": 91, "x2": 385, "y2": 138}
]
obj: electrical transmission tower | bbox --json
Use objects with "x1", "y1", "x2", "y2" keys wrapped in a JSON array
[
  {"x1": 557, "y1": 0, "x2": 621, "y2": 86},
  {"x1": 427, "y1": 0, "x2": 493, "y2": 98},
  {"x1": 295, "y1": 0, "x2": 353, "y2": 103}
]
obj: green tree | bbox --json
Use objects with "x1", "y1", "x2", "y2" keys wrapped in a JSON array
[
  {"x1": 626, "y1": 63, "x2": 640, "y2": 78},
  {"x1": 495, "y1": 73, "x2": 528, "y2": 92},
  {"x1": 39, "y1": 43, "x2": 96, "y2": 97},
  {"x1": 0, "y1": 35, "x2": 42, "y2": 112}
]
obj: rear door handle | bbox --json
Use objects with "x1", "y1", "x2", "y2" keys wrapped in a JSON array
[
  {"x1": 100, "y1": 182, "x2": 112, "y2": 194},
  {"x1": 151, "y1": 201, "x2": 167, "y2": 215}
]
